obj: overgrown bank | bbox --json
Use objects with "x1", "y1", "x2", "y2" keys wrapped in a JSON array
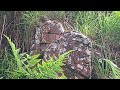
[{"x1": 0, "y1": 11, "x2": 120, "y2": 79}]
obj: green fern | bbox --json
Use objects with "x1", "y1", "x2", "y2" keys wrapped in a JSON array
[
  {"x1": 3, "y1": 34, "x2": 22, "y2": 71},
  {"x1": 2, "y1": 34, "x2": 73, "y2": 79}
]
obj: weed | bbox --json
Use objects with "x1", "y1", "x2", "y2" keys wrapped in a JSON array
[{"x1": 0, "y1": 35, "x2": 73, "y2": 79}]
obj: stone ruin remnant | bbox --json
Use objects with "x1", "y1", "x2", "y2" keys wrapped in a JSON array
[{"x1": 30, "y1": 20, "x2": 92, "y2": 79}]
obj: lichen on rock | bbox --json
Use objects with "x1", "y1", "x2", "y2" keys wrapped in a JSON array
[{"x1": 30, "y1": 20, "x2": 92, "y2": 79}]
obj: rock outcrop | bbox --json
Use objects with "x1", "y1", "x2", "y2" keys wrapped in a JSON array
[{"x1": 30, "y1": 20, "x2": 92, "y2": 79}]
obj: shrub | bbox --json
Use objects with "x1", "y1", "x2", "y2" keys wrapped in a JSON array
[{"x1": 0, "y1": 34, "x2": 73, "y2": 79}]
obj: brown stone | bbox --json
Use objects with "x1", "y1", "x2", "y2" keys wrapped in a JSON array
[{"x1": 30, "y1": 20, "x2": 92, "y2": 79}]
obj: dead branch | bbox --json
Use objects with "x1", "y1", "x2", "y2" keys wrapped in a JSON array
[{"x1": 0, "y1": 15, "x2": 6, "y2": 46}]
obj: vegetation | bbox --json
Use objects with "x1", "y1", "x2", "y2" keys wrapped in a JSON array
[
  {"x1": 74, "y1": 11, "x2": 120, "y2": 79},
  {"x1": 0, "y1": 34, "x2": 73, "y2": 79},
  {"x1": 0, "y1": 11, "x2": 120, "y2": 79}
]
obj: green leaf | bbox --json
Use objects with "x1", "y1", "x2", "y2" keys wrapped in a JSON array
[{"x1": 3, "y1": 34, "x2": 22, "y2": 71}]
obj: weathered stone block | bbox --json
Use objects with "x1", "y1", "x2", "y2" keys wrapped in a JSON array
[{"x1": 30, "y1": 20, "x2": 92, "y2": 79}]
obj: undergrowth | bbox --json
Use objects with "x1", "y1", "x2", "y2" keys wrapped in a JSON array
[
  {"x1": 73, "y1": 11, "x2": 120, "y2": 79},
  {"x1": 0, "y1": 35, "x2": 73, "y2": 79},
  {"x1": 93, "y1": 57, "x2": 120, "y2": 79},
  {"x1": 0, "y1": 11, "x2": 120, "y2": 79}
]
